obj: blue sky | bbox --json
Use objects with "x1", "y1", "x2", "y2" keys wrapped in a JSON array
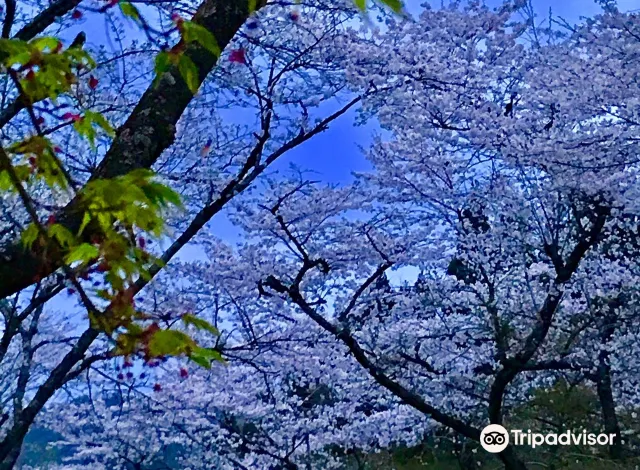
[{"x1": 269, "y1": 0, "x2": 640, "y2": 183}]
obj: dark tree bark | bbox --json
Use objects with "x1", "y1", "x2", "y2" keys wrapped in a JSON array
[
  {"x1": 595, "y1": 300, "x2": 624, "y2": 460},
  {"x1": 498, "y1": 447, "x2": 528, "y2": 470}
]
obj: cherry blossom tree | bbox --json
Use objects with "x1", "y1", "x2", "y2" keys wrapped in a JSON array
[
  {"x1": 15, "y1": 1, "x2": 640, "y2": 470},
  {"x1": 0, "y1": 0, "x2": 375, "y2": 467}
]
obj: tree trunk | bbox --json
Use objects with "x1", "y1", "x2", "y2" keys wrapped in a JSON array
[
  {"x1": 0, "y1": 328, "x2": 99, "y2": 470},
  {"x1": 498, "y1": 446, "x2": 528, "y2": 470},
  {"x1": 596, "y1": 366, "x2": 623, "y2": 459},
  {"x1": 595, "y1": 303, "x2": 624, "y2": 459}
]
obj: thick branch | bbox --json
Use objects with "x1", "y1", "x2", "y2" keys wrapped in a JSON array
[
  {"x1": 13, "y1": 0, "x2": 82, "y2": 41},
  {"x1": 595, "y1": 301, "x2": 624, "y2": 459},
  {"x1": 2, "y1": 0, "x2": 16, "y2": 38},
  {"x1": 286, "y1": 263, "x2": 481, "y2": 441},
  {"x1": 488, "y1": 207, "x2": 609, "y2": 425}
]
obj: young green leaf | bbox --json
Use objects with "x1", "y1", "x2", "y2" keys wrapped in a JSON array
[
  {"x1": 153, "y1": 51, "x2": 173, "y2": 85},
  {"x1": 78, "y1": 212, "x2": 92, "y2": 236},
  {"x1": 30, "y1": 37, "x2": 61, "y2": 52},
  {"x1": 177, "y1": 54, "x2": 200, "y2": 94},
  {"x1": 182, "y1": 314, "x2": 220, "y2": 335},
  {"x1": 0, "y1": 171, "x2": 12, "y2": 191},
  {"x1": 48, "y1": 223, "x2": 75, "y2": 248},
  {"x1": 379, "y1": 0, "x2": 403, "y2": 13},
  {"x1": 85, "y1": 111, "x2": 115, "y2": 137},
  {"x1": 21, "y1": 224, "x2": 39, "y2": 250},
  {"x1": 65, "y1": 243, "x2": 99, "y2": 265},
  {"x1": 181, "y1": 22, "x2": 220, "y2": 57},
  {"x1": 119, "y1": 1, "x2": 141, "y2": 21},
  {"x1": 189, "y1": 346, "x2": 224, "y2": 368},
  {"x1": 148, "y1": 330, "x2": 196, "y2": 357}
]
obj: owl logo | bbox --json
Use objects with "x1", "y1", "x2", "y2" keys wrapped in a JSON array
[{"x1": 480, "y1": 424, "x2": 509, "y2": 453}]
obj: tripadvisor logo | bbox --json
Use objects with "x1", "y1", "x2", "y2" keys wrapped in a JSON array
[
  {"x1": 480, "y1": 424, "x2": 509, "y2": 453},
  {"x1": 480, "y1": 424, "x2": 617, "y2": 453}
]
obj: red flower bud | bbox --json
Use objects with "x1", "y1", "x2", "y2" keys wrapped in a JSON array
[
  {"x1": 153, "y1": 383, "x2": 162, "y2": 392},
  {"x1": 62, "y1": 112, "x2": 81, "y2": 122},
  {"x1": 71, "y1": 9, "x2": 83, "y2": 19},
  {"x1": 229, "y1": 48, "x2": 247, "y2": 65},
  {"x1": 89, "y1": 75, "x2": 99, "y2": 89},
  {"x1": 179, "y1": 368, "x2": 188, "y2": 378},
  {"x1": 171, "y1": 13, "x2": 183, "y2": 24},
  {"x1": 97, "y1": 262, "x2": 110, "y2": 273}
]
